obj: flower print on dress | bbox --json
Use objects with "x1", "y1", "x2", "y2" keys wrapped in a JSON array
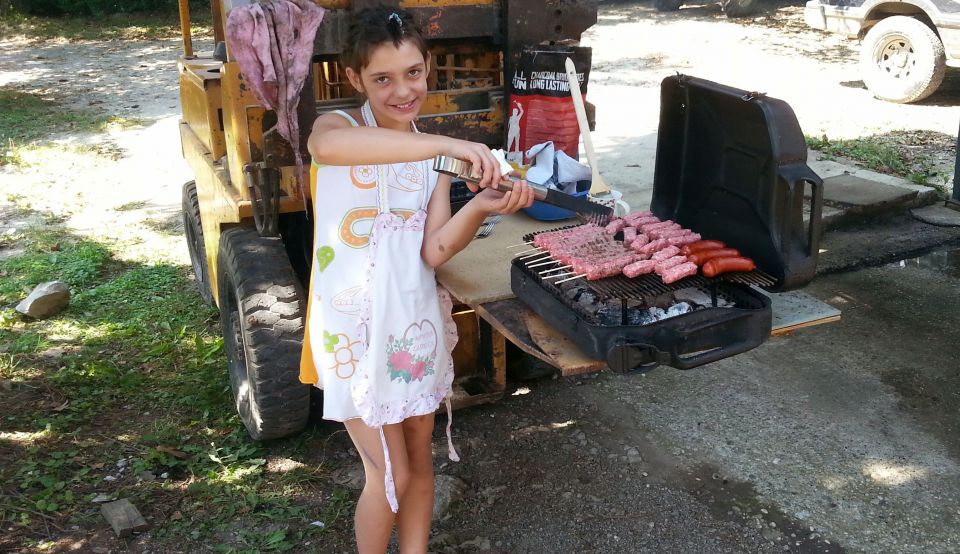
[
  {"x1": 350, "y1": 165, "x2": 377, "y2": 189},
  {"x1": 387, "y1": 162, "x2": 426, "y2": 192},
  {"x1": 384, "y1": 320, "x2": 438, "y2": 384},
  {"x1": 326, "y1": 332, "x2": 363, "y2": 380}
]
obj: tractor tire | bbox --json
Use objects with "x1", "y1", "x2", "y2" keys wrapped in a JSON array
[
  {"x1": 182, "y1": 181, "x2": 215, "y2": 306},
  {"x1": 217, "y1": 227, "x2": 310, "y2": 440},
  {"x1": 654, "y1": 0, "x2": 684, "y2": 11},
  {"x1": 860, "y1": 16, "x2": 946, "y2": 104},
  {"x1": 722, "y1": 0, "x2": 759, "y2": 18}
]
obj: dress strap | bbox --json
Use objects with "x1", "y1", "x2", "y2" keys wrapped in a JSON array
[
  {"x1": 330, "y1": 109, "x2": 360, "y2": 127},
  {"x1": 445, "y1": 397, "x2": 460, "y2": 462},
  {"x1": 379, "y1": 427, "x2": 399, "y2": 513}
]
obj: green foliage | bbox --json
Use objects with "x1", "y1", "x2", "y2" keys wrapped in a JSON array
[
  {"x1": 0, "y1": 228, "x2": 111, "y2": 305},
  {"x1": 806, "y1": 134, "x2": 944, "y2": 187},
  {"x1": 0, "y1": 213, "x2": 352, "y2": 550},
  {"x1": 0, "y1": 90, "x2": 146, "y2": 166}
]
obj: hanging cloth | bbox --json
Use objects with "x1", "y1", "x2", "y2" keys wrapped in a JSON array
[
  {"x1": 353, "y1": 102, "x2": 459, "y2": 513},
  {"x1": 225, "y1": 0, "x2": 325, "y2": 212}
]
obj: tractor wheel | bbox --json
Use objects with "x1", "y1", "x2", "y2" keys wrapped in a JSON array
[
  {"x1": 217, "y1": 227, "x2": 310, "y2": 440},
  {"x1": 722, "y1": 0, "x2": 759, "y2": 18},
  {"x1": 860, "y1": 16, "x2": 946, "y2": 104},
  {"x1": 182, "y1": 181, "x2": 214, "y2": 306},
  {"x1": 654, "y1": 0, "x2": 684, "y2": 11}
]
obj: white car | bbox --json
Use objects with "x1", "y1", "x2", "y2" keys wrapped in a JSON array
[{"x1": 805, "y1": 0, "x2": 960, "y2": 103}]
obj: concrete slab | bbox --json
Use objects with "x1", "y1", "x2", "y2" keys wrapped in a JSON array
[
  {"x1": 911, "y1": 204, "x2": 960, "y2": 227},
  {"x1": 807, "y1": 153, "x2": 940, "y2": 207},
  {"x1": 822, "y1": 174, "x2": 917, "y2": 207}
]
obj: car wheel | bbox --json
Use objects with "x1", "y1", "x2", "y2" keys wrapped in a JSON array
[
  {"x1": 217, "y1": 227, "x2": 310, "y2": 440},
  {"x1": 722, "y1": 0, "x2": 759, "y2": 18},
  {"x1": 654, "y1": 0, "x2": 684, "y2": 11},
  {"x1": 860, "y1": 16, "x2": 946, "y2": 103},
  {"x1": 182, "y1": 181, "x2": 215, "y2": 306}
]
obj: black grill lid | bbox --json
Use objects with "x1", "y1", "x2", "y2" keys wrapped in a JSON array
[{"x1": 651, "y1": 75, "x2": 823, "y2": 292}]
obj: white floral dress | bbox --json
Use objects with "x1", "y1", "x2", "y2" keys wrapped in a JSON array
[{"x1": 298, "y1": 106, "x2": 458, "y2": 424}]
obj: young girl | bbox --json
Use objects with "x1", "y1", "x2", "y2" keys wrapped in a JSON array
[{"x1": 299, "y1": 7, "x2": 534, "y2": 553}]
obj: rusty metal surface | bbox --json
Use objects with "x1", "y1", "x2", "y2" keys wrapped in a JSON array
[
  {"x1": 417, "y1": 109, "x2": 503, "y2": 145},
  {"x1": 314, "y1": 5, "x2": 503, "y2": 56}
]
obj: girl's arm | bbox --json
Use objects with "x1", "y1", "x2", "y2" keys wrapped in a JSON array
[
  {"x1": 308, "y1": 113, "x2": 504, "y2": 191},
  {"x1": 421, "y1": 174, "x2": 534, "y2": 268}
]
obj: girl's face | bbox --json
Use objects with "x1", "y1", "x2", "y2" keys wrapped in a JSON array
[{"x1": 346, "y1": 40, "x2": 429, "y2": 131}]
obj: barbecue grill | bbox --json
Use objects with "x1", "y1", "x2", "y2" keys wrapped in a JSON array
[{"x1": 510, "y1": 75, "x2": 824, "y2": 372}]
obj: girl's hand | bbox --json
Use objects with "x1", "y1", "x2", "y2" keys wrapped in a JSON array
[
  {"x1": 442, "y1": 138, "x2": 503, "y2": 193},
  {"x1": 470, "y1": 179, "x2": 535, "y2": 215}
]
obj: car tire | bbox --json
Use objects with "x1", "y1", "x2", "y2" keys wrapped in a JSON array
[
  {"x1": 182, "y1": 181, "x2": 215, "y2": 306},
  {"x1": 217, "y1": 227, "x2": 310, "y2": 440},
  {"x1": 860, "y1": 16, "x2": 946, "y2": 104},
  {"x1": 654, "y1": 0, "x2": 684, "y2": 11},
  {"x1": 722, "y1": 0, "x2": 759, "y2": 18}
]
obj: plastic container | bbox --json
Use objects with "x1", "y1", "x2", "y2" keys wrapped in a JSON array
[{"x1": 521, "y1": 180, "x2": 592, "y2": 221}]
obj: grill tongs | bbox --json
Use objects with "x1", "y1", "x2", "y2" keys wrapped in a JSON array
[{"x1": 433, "y1": 155, "x2": 613, "y2": 225}]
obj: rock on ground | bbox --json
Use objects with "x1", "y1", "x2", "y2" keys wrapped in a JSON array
[{"x1": 15, "y1": 280, "x2": 70, "y2": 319}]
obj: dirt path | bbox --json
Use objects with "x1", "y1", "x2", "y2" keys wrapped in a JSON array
[{"x1": 585, "y1": 0, "x2": 958, "y2": 206}]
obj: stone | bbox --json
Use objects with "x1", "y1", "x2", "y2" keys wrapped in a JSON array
[
  {"x1": 433, "y1": 474, "x2": 467, "y2": 520},
  {"x1": 100, "y1": 499, "x2": 150, "y2": 537},
  {"x1": 822, "y1": 174, "x2": 916, "y2": 210},
  {"x1": 911, "y1": 204, "x2": 960, "y2": 227},
  {"x1": 15, "y1": 281, "x2": 70, "y2": 319},
  {"x1": 330, "y1": 464, "x2": 365, "y2": 490}
]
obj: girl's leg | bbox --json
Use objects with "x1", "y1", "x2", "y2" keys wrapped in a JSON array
[
  {"x1": 396, "y1": 413, "x2": 436, "y2": 553},
  {"x1": 344, "y1": 419, "x2": 411, "y2": 554}
]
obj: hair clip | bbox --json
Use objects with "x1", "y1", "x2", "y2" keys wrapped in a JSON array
[{"x1": 388, "y1": 12, "x2": 402, "y2": 27}]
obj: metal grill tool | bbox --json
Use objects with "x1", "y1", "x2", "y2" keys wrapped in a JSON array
[{"x1": 433, "y1": 155, "x2": 613, "y2": 225}]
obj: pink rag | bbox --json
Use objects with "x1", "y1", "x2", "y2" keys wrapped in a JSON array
[{"x1": 225, "y1": 0, "x2": 325, "y2": 208}]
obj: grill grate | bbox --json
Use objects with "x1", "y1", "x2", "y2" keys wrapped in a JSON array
[{"x1": 521, "y1": 225, "x2": 776, "y2": 298}]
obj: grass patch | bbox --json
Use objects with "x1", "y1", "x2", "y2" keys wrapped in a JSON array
[
  {"x1": 0, "y1": 10, "x2": 213, "y2": 42},
  {"x1": 0, "y1": 209, "x2": 354, "y2": 551},
  {"x1": 0, "y1": 90, "x2": 143, "y2": 167},
  {"x1": 806, "y1": 131, "x2": 953, "y2": 188}
]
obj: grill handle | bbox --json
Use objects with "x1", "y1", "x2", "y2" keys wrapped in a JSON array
[
  {"x1": 667, "y1": 309, "x2": 762, "y2": 370},
  {"x1": 606, "y1": 341, "x2": 661, "y2": 374}
]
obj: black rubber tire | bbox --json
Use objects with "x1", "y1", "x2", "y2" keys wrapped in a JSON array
[
  {"x1": 722, "y1": 0, "x2": 759, "y2": 18},
  {"x1": 217, "y1": 227, "x2": 310, "y2": 440},
  {"x1": 860, "y1": 16, "x2": 946, "y2": 104},
  {"x1": 654, "y1": 0, "x2": 684, "y2": 11},
  {"x1": 182, "y1": 181, "x2": 215, "y2": 306}
]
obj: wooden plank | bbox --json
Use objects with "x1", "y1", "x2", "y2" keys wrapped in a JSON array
[
  {"x1": 472, "y1": 290, "x2": 842, "y2": 376},
  {"x1": 474, "y1": 302, "x2": 550, "y2": 363},
  {"x1": 522, "y1": 311, "x2": 607, "y2": 376}
]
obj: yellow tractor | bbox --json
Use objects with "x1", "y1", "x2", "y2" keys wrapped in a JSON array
[{"x1": 176, "y1": 0, "x2": 597, "y2": 439}]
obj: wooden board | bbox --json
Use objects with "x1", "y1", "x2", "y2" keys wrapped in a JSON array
[
  {"x1": 436, "y1": 214, "x2": 569, "y2": 305},
  {"x1": 522, "y1": 312, "x2": 607, "y2": 376},
  {"x1": 472, "y1": 289, "x2": 840, "y2": 376}
]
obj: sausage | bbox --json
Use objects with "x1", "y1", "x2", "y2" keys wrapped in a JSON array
[
  {"x1": 651, "y1": 245, "x2": 681, "y2": 261},
  {"x1": 687, "y1": 248, "x2": 741, "y2": 266},
  {"x1": 702, "y1": 256, "x2": 757, "y2": 277},
  {"x1": 661, "y1": 262, "x2": 698, "y2": 284},
  {"x1": 623, "y1": 259, "x2": 657, "y2": 278},
  {"x1": 680, "y1": 240, "x2": 726, "y2": 256}
]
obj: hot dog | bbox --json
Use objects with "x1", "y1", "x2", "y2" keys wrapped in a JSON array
[
  {"x1": 702, "y1": 256, "x2": 756, "y2": 277},
  {"x1": 680, "y1": 240, "x2": 726, "y2": 256},
  {"x1": 687, "y1": 248, "x2": 741, "y2": 266}
]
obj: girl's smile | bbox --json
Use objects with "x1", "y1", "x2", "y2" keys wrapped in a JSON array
[{"x1": 348, "y1": 40, "x2": 430, "y2": 131}]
